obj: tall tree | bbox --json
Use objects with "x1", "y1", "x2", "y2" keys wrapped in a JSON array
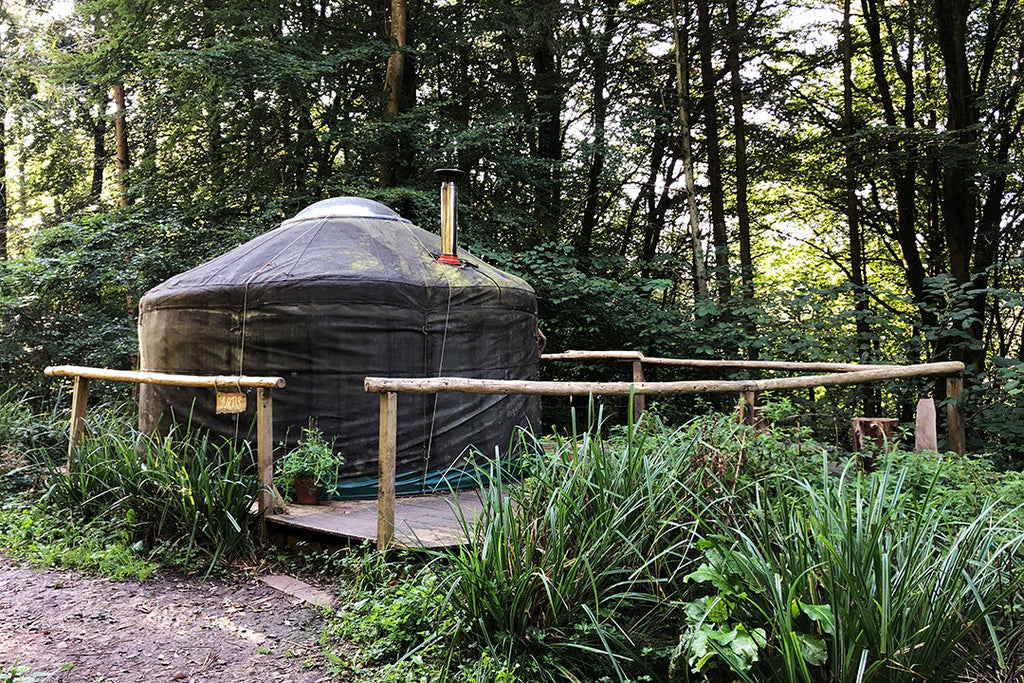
[
  {"x1": 0, "y1": 0, "x2": 12, "y2": 260},
  {"x1": 671, "y1": 0, "x2": 708, "y2": 298},
  {"x1": 532, "y1": 0, "x2": 563, "y2": 242},
  {"x1": 381, "y1": 0, "x2": 407, "y2": 188},
  {"x1": 933, "y1": 0, "x2": 1024, "y2": 370},
  {"x1": 89, "y1": 92, "x2": 107, "y2": 202},
  {"x1": 0, "y1": 109, "x2": 7, "y2": 261},
  {"x1": 843, "y1": 0, "x2": 874, "y2": 411},
  {"x1": 576, "y1": 2, "x2": 616, "y2": 259},
  {"x1": 727, "y1": 0, "x2": 755, "y2": 355},
  {"x1": 111, "y1": 81, "x2": 129, "y2": 206},
  {"x1": 696, "y1": 0, "x2": 730, "y2": 305},
  {"x1": 861, "y1": 0, "x2": 925, "y2": 302}
]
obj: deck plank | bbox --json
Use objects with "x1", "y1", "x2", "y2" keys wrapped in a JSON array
[{"x1": 264, "y1": 491, "x2": 484, "y2": 549}]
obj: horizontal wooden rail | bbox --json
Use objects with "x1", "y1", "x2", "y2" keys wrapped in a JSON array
[
  {"x1": 45, "y1": 365, "x2": 286, "y2": 389},
  {"x1": 541, "y1": 350, "x2": 893, "y2": 373},
  {"x1": 365, "y1": 362, "x2": 964, "y2": 396},
  {"x1": 542, "y1": 350, "x2": 644, "y2": 361},
  {"x1": 44, "y1": 365, "x2": 285, "y2": 535}
]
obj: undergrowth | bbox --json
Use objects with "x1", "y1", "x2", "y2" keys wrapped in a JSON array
[
  {"x1": 0, "y1": 501, "x2": 158, "y2": 580},
  {"x1": 1, "y1": 662, "x2": 72, "y2": 683},
  {"x1": 0, "y1": 400, "x2": 260, "y2": 577},
  {"x1": 679, "y1": 463, "x2": 1023, "y2": 682},
  {"x1": 3, "y1": 394, "x2": 1023, "y2": 681},
  {"x1": 319, "y1": 409, "x2": 1024, "y2": 682}
]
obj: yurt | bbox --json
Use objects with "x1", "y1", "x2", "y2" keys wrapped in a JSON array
[{"x1": 137, "y1": 182, "x2": 540, "y2": 497}]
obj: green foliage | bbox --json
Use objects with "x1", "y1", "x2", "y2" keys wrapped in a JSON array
[
  {"x1": 319, "y1": 548, "x2": 462, "y2": 682},
  {"x1": 276, "y1": 423, "x2": 344, "y2": 488},
  {"x1": 41, "y1": 407, "x2": 260, "y2": 572},
  {"x1": 496, "y1": 243, "x2": 684, "y2": 356},
  {"x1": 0, "y1": 500, "x2": 157, "y2": 580},
  {"x1": 675, "y1": 541, "x2": 836, "y2": 679},
  {"x1": 0, "y1": 205, "x2": 261, "y2": 398},
  {"x1": 0, "y1": 662, "x2": 73, "y2": 683},
  {"x1": 319, "y1": 411, "x2": 1024, "y2": 681},
  {"x1": 326, "y1": 565, "x2": 451, "y2": 677},
  {"x1": 423, "y1": 411, "x2": 747, "y2": 681},
  {"x1": 884, "y1": 447, "x2": 1017, "y2": 520},
  {"x1": 0, "y1": 388, "x2": 65, "y2": 494},
  {"x1": 691, "y1": 463, "x2": 1023, "y2": 682},
  {"x1": 972, "y1": 356, "x2": 1024, "y2": 461}
]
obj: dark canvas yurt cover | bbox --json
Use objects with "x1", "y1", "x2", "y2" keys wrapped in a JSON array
[{"x1": 138, "y1": 197, "x2": 540, "y2": 497}]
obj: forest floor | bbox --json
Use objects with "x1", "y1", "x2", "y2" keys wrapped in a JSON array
[{"x1": 0, "y1": 554, "x2": 339, "y2": 682}]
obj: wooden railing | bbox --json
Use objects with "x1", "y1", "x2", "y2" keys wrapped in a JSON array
[
  {"x1": 543, "y1": 350, "x2": 910, "y2": 421},
  {"x1": 43, "y1": 366, "x2": 286, "y2": 529},
  {"x1": 364, "y1": 354, "x2": 965, "y2": 549},
  {"x1": 43, "y1": 355, "x2": 966, "y2": 551}
]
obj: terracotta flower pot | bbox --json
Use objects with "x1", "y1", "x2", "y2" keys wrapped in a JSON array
[{"x1": 293, "y1": 475, "x2": 322, "y2": 505}]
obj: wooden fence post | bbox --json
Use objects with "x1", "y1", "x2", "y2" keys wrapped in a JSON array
[
  {"x1": 946, "y1": 374, "x2": 965, "y2": 455},
  {"x1": 377, "y1": 391, "x2": 398, "y2": 551},
  {"x1": 68, "y1": 376, "x2": 90, "y2": 467},
  {"x1": 631, "y1": 360, "x2": 645, "y2": 421},
  {"x1": 738, "y1": 390, "x2": 756, "y2": 426},
  {"x1": 256, "y1": 388, "x2": 275, "y2": 536}
]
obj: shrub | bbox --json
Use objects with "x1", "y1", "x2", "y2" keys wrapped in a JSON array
[
  {"x1": 317, "y1": 410, "x2": 1024, "y2": 682},
  {"x1": 430, "y1": 409, "x2": 738, "y2": 681},
  {"x1": 680, "y1": 462, "x2": 1024, "y2": 682},
  {"x1": 42, "y1": 408, "x2": 260, "y2": 572},
  {"x1": 0, "y1": 388, "x2": 65, "y2": 495}
]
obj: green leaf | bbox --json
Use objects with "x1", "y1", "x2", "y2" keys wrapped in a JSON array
[
  {"x1": 797, "y1": 601, "x2": 836, "y2": 636},
  {"x1": 793, "y1": 632, "x2": 828, "y2": 666},
  {"x1": 685, "y1": 562, "x2": 723, "y2": 585},
  {"x1": 725, "y1": 624, "x2": 767, "y2": 665}
]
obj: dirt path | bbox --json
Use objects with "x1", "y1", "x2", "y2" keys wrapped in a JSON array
[{"x1": 0, "y1": 555, "x2": 338, "y2": 682}]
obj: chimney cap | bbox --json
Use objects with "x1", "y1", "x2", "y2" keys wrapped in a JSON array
[{"x1": 435, "y1": 168, "x2": 466, "y2": 183}]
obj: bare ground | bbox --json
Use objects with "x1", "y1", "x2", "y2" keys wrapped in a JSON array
[{"x1": 0, "y1": 554, "x2": 339, "y2": 682}]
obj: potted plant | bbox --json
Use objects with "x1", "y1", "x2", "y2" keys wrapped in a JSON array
[{"x1": 276, "y1": 424, "x2": 344, "y2": 504}]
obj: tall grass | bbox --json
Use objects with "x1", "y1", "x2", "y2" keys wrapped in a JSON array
[
  {"x1": 43, "y1": 410, "x2": 260, "y2": 572},
  {"x1": 319, "y1": 411, "x2": 1024, "y2": 682},
  {"x1": 681, "y1": 462, "x2": 1024, "y2": 682},
  {"x1": 0, "y1": 388, "x2": 65, "y2": 485},
  {"x1": 433, "y1": 410, "x2": 738, "y2": 680}
]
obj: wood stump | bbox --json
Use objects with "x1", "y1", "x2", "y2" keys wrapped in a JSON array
[
  {"x1": 914, "y1": 398, "x2": 938, "y2": 453},
  {"x1": 851, "y1": 417, "x2": 899, "y2": 471}
]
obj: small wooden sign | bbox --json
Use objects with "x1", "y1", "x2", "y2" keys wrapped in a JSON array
[{"x1": 216, "y1": 391, "x2": 248, "y2": 414}]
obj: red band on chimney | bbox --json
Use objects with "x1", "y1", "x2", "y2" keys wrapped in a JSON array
[{"x1": 436, "y1": 254, "x2": 463, "y2": 266}]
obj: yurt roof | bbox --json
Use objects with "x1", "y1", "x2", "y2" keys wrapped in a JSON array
[{"x1": 139, "y1": 198, "x2": 535, "y2": 311}]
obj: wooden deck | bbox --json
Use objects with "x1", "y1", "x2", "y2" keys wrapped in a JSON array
[{"x1": 264, "y1": 490, "x2": 484, "y2": 549}]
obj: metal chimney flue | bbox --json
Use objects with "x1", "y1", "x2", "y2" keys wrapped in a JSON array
[{"x1": 435, "y1": 168, "x2": 466, "y2": 266}]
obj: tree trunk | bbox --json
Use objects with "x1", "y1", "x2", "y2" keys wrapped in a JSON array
[
  {"x1": 380, "y1": 0, "x2": 407, "y2": 188},
  {"x1": 843, "y1": 0, "x2": 874, "y2": 413},
  {"x1": 532, "y1": 0, "x2": 563, "y2": 242},
  {"x1": 208, "y1": 100, "x2": 223, "y2": 191},
  {"x1": 90, "y1": 96, "x2": 108, "y2": 202},
  {"x1": 935, "y1": 0, "x2": 982, "y2": 369},
  {"x1": 671, "y1": 0, "x2": 708, "y2": 298},
  {"x1": 697, "y1": 0, "x2": 730, "y2": 305},
  {"x1": 578, "y1": 6, "x2": 616, "y2": 259},
  {"x1": 727, "y1": 0, "x2": 755, "y2": 357},
  {"x1": 861, "y1": 0, "x2": 939, "y2": 344},
  {"x1": 935, "y1": 0, "x2": 976, "y2": 282},
  {"x1": 17, "y1": 123, "x2": 26, "y2": 215},
  {"x1": 112, "y1": 82, "x2": 131, "y2": 206},
  {"x1": 639, "y1": 131, "x2": 667, "y2": 265},
  {"x1": 0, "y1": 114, "x2": 7, "y2": 260}
]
